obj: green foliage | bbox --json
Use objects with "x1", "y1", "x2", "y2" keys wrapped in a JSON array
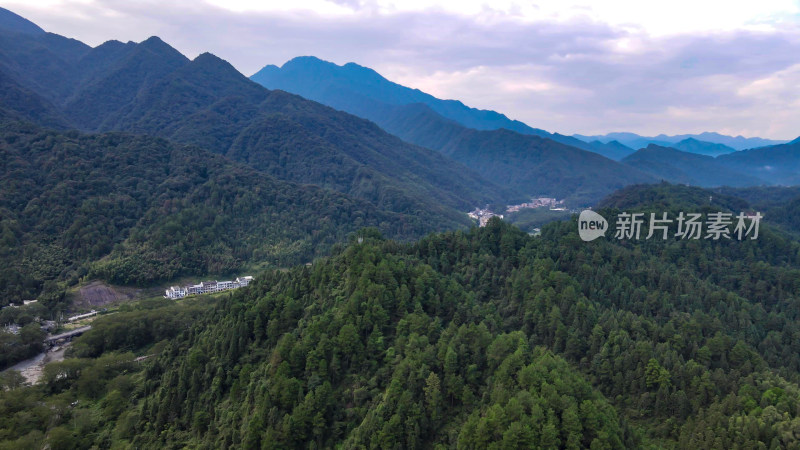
[
  {"x1": 115, "y1": 201, "x2": 800, "y2": 448},
  {"x1": 3, "y1": 179, "x2": 800, "y2": 449},
  {"x1": 250, "y1": 56, "x2": 654, "y2": 205},
  {"x1": 0, "y1": 123, "x2": 446, "y2": 307},
  {"x1": 0, "y1": 323, "x2": 45, "y2": 370},
  {"x1": 505, "y1": 208, "x2": 571, "y2": 233},
  {"x1": 0, "y1": 351, "x2": 143, "y2": 449},
  {"x1": 0, "y1": 30, "x2": 511, "y2": 236},
  {"x1": 69, "y1": 297, "x2": 215, "y2": 358}
]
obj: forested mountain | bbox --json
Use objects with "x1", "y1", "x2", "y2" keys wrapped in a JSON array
[
  {"x1": 620, "y1": 139, "x2": 800, "y2": 188},
  {"x1": 252, "y1": 56, "x2": 550, "y2": 136},
  {"x1": 713, "y1": 186, "x2": 800, "y2": 237},
  {"x1": 3, "y1": 9, "x2": 800, "y2": 448},
  {"x1": 672, "y1": 138, "x2": 736, "y2": 157},
  {"x1": 342, "y1": 101, "x2": 653, "y2": 204},
  {"x1": 621, "y1": 145, "x2": 762, "y2": 187},
  {"x1": 252, "y1": 57, "x2": 654, "y2": 205},
  {"x1": 252, "y1": 56, "x2": 611, "y2": 154},
  {"x1": 4, "y1": 184, "x2": 800, "y2": 448},
  {"x1": 0, "y1": 23, "x2": 513, "y2": 229},
  {"x1": 575, "y1": 131, "x2": 789, "y2": 151},
  {"x1": 0, "y1": 122, "x2": 441, "y2": 309},
  {"x1": 585, "y1": 140, "x2": 635, "y2": 161},
  {"x1": 0, "y1": 70, "x2": 68, "y2": 128},
  {"x1": 0, "y1": 7, "x2": 43, "y2": 35},
  {"x1": 432, "y1": 128, "x2": 654, "y2": 205},
  {"x1": 717, "y1": 140, "x2": 800, "y2": 186}
]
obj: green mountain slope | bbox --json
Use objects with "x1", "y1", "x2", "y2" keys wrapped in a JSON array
[
  {"x1": 251, "y1": 57, "x2": 655, "y2": 204},
  {"x1": 717, "y1": 140, "x2": 800, "y2": 185},
  {"x1": 714, "y1": 186, "x2": 800, "y2": 237},
  {"x1": 575, "y1": 131, "x2": 788, "y2": 151},
  {"x1": 586, "y1": 139, "x2": 635, "y2": 160},
  {"x1": 672, "y1": 137, "x2": 736, "y2": 157},
  {"x1": 0, "y1": 69, "x2": 68, "y2": 128},
  {"x1": 252, "y1": 56, "x2": 550, "y2": 135},
  {"x1": 5, "y1": 186, "x2": 800, "y2": 447},
  {"x1": 252, "y1": 56, "x2": 627, "y2": 156},
  {"x1": 0, "y1": 122, "x2": 437, "y2": 309},
  {"x1": 0, "y1": 7, "x2": 44, "y2": 35},
  {"x1": 622, "y1": 145, "x2": 763, "y2": 187},
  {"x1": 0, "y1": 30, "x2": 512, "y2": 225}
]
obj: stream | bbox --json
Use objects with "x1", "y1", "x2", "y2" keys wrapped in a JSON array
[{"x1": 3, "y1": 343, "x2": 70, "y2": 385}]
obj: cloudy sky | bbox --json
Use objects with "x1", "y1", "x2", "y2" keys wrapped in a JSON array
[{"x1": 6, "y1": 0, "x2": 800, "y2": 139}]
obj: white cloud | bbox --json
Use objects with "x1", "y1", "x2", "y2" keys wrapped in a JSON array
[
  {"x1": 199, "y1": 0, "x2": 800, "y2": 35},
  {"x1": 3, "y1": 0, "x2": 799, "y2": 139}
]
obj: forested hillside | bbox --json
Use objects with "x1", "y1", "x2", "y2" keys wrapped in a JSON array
[
  {"x1": 3, "y1": 184, "x2": 800, "y2": 448},
  {"x1": 718, "y1": 140, "x2": 800, "y2": 186},
  {"x1": 1, "y1": 8, "x2": 799, "y2": 449},
  {"x1": 0, "y1": 28, "x2": 513, "y2": 225},
  {"x1": 714, "y1": 186, "x2": 800, "y2": 237},
  {"x1": 0, "y1": 122, "x2": 440, "y2": 310},
  {"x1": 621, "y1": 145, "x2": 761, "y2": 187},
  {"x1": 251, "y1": 57, "x2": 655, "y2": 205}
]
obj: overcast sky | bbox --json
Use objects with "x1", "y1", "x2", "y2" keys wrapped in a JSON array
[{"x1": 5, "y1": 0, "x2": 800, "y2": 139}]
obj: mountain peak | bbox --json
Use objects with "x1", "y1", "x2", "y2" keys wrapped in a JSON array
[
  {"x1": 252, "y1": 55, "x2": 548, "y2": 136},
  {"x1": 191, "y1": 52, "x2": 240, "y2": 74},
  {"x1": 643, "y1": 143, "x2": 675, "y2": 152},
  {"x1": 128, "y1": 35, "x2": 188, "y2": 67},
  {"x1": 141, "y1": 35, "x2": 164, "y2": 44},
  {"x1": 0, "y1": 7, "x2": 45, "y2": 35},
  {"x1": 136, "y1": 36, "x2": 190, "y2": 60},
  {"x1": 282, "y1": 55, "x2": 336, "y2": 70}
]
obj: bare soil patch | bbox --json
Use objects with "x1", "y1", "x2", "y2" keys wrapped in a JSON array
[{"x1": 75, "y1": 281, "x2": 141, "y2": 308}]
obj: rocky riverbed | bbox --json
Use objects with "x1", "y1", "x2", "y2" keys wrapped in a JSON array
[{"x1": 3, "y1": 343, "x2": 70, "y2": 385}]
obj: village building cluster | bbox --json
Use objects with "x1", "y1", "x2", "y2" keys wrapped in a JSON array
[
  {"x1": 165, "y1": 276, "x2": 253, "y2": 299},
  {"x1": 469, "y1": 197, "x2": 569, "y2": 227},
  {"x1": 468, "y1": 208, "x2": 504, "y2": 227},
  {"x1": 506, "y1": 197, "x2": 566, "y2": 213}
]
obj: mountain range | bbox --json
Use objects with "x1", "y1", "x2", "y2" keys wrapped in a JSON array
[
  {"x1": 252, "y1": 56, "x2": 655, "y2": 204},
  {"x1": 621, "y1": 145, "x2": 761, "y2": 187},
  {"x1": 0, "y1": 14, "x2": 514, "y2": 231},
  {"x1": 619, "y1": 142, "x2": 800, "y2": 187},
  {"x1": 1, "y1": 5, "x2": 799, "y2": 305},
  {"x1": 252, "y1": 56, "x2": 799, "y2": 191},
  {"x1": 4, "y1": 8, "x2": 800, "y2": 449},
  {"x1": 575, "y1": 131, "x2": 788, "y2": 151},
  {"x1": 0, "y1": 8, "x2": 515, "y2": 306}
]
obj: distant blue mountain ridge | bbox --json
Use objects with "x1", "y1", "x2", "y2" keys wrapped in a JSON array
[
  {"x1": 574, "y1": 131, "x2": 789, "y2": 151},
  {"x1": 252, "y1": 56, "x2": 789, "y2": 159}
]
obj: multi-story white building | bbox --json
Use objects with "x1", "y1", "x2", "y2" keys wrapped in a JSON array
[
  {"x1": 165, "y1": 275, "x2": 254, "y2": 299},
  {"x1": 165, "y1": 286, "x2": 188, "y2": 299}
]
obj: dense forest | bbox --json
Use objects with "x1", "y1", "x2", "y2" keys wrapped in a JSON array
[
  {"x1": 0, "y1": 122, "x2": 453, "y2": 310},
  {"x1": 3, "y1": 9, "x2": 800, "y2": 450},
  {"x1": 714, "y1": 186, "x2": 800, "y2": 237},
  {"x1": 0, "y1": 28, "x2": 514, "y2": 226},
  {"x1": 3, "y1": 184, "x2": 800, "y2": 448}
]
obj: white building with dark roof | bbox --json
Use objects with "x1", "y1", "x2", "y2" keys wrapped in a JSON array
[{"x1": 165, "y1": 275, "x2": 253, "y2": 299}]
